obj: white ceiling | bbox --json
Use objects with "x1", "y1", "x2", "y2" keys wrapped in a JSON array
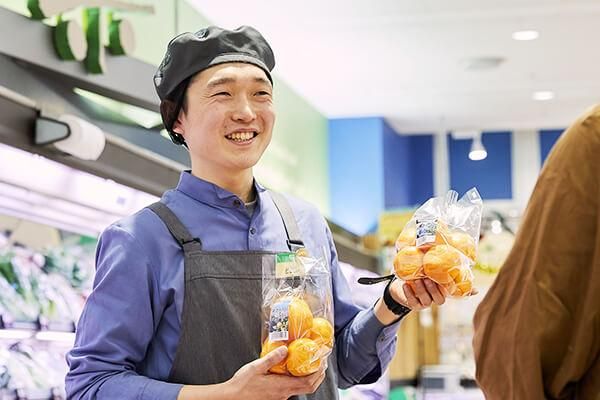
[{"x1": 189, "y1": 0, "x2": 600, "y2": 133}]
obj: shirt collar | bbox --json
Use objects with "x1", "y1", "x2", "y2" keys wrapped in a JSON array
[{"x1": 175, "y1": 170, "x2": 267, "y2": 208}]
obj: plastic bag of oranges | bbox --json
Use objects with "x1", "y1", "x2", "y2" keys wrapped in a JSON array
[
  {"x1": 260, "y1": 250, "x2": 334, "y2": 376},
  {"x1": 393, "y1": 188, "x2": 483, "y2": 297}
]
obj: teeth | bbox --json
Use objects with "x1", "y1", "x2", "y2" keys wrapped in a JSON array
[{"x1": 227, "y1": 131, "x2": 256, "y2": 141}]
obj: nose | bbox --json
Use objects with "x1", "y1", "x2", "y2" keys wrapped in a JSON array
[{"x1": 231, "y1": 96, "x2": 257, "y2": 123}]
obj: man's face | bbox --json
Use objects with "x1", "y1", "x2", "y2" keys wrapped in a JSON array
[{"x1": 173, "y1": 63, "x2": 275, "y2": 176}]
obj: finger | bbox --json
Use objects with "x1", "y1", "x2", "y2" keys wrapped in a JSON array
[
  {"x1": 310, "y1": 368, "x2": 327, "y2": 393},
  {"x1": 412, "y1": 279, "x2": 433, "y2": 307},
  {"x1": 253, "y1": 346, "x2": 287, "y2": 373},
  {"x1": 402, "y1": 282, "x2": 421, "y2": 309},
  {"x1": 289, "y1": 360, "x2": 328, "y2": 390},
  {"x1": 306, "y1": 369, "x2": 326, "y2": 389},
  {"x1": 423, "y1": 278, "x2": 445, "y2": 305},
  {"x1": 437, "y1": 282, "x2": 450, "y2": 297},
  {"x1": 300, "y1": 367, "x2": 327, "y2": 394}
]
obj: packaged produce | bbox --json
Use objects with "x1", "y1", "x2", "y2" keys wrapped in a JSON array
[
  {"x1": 260, "y1": 251, "x2": 333, "y2": 376},
  {"x1": 392, "y1": 189, "x2": 483, "y2": 297}
]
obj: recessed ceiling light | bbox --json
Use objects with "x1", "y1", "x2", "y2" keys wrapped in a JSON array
[
  {"x1": 532, "y1": 91, "x2": 554, "y2": 101},
  {"x1": 512, "y1": 30, "x2": 539, "y2": 41},
  {"x1": 461, "y1": 57, "x2": 505, "y2": 71}
]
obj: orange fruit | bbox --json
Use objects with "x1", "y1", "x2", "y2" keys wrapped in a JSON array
[
  {"x1": 441, "y1": 264, "x2": 474, "y2": 297},
  {"x1": 309, "y1": 317, "x2": 334, "y2": 347},
  {"x1": 395, "y1": 227, "x2": 416, "y2": 251},
  {"x1": 287, "y1": 338, "x2": 322, "y2": 377},
  {"x1": 447, "y1": 231, "x2": 476, "y2": 261},
  {"x1": 422, "y1": 245, "x2": 462, "y2": 285},
  {"x1": 274, "y1": 297, "x2": 313, "y2": 341},
  {"x1": 260, "y1": 339, "x2": 288, "y2": 374},
  {"x1": 393, "y1": 246, "x2": 425, "y2": 280},
  {"x1": 452, "y1": 280, "x2": 473, "y2": 297}
]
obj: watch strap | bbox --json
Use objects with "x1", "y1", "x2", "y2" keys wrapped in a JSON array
[{"x1": 383, "y1": 278, "x2": 412, "y2": 318}]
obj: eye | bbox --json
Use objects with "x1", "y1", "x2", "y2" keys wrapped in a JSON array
[
  {"x1": 256, "y1": 91, "x2": 272, "y2": 97},
  {"x1": 212, "y1": 91, "x2": 231, "y2": 97}
]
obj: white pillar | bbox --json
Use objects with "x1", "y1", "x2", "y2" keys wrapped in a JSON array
[{"x1": 511, "y1": 129, "x2": 541, "y2": 211}]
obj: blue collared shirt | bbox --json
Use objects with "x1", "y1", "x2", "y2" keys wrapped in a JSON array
[{"x1": 65, "y1": 172, "x2": 399, "y2": 399}]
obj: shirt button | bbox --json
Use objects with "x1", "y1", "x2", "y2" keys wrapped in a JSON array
[
  {"x1": 250, "y1": 227, "x2": 256, "y2": 235},
  {"x1": 233, "y1": 199, "x2": 241, "y2": 207}
]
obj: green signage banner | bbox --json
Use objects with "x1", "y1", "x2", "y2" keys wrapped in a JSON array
[{"x1": 26, "y1": 0, "x2": 151, "y2": 73}]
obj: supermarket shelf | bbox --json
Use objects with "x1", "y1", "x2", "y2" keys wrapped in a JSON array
[{"x1": 0, "y1": 316, "x2": 75, "y2": 343}]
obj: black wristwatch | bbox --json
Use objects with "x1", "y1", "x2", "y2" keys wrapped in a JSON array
[{"x1": 383, "y1": 278, "x2": 412, "y2": 319}]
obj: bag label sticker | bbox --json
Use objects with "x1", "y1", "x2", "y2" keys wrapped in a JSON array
[
  {"x1": 269, "y1": 300, "x2": 290, "y2": 342},
  {"x1": 275, "y1": 252, "x2": 305, "y2": 278},
  {"x1": 416, "y1": 219, "x2": 437, "y2": 247}
]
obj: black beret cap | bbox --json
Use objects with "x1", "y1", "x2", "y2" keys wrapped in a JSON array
[{"x1": 154, "y1": 26, "x2": 275, "y2": 145}]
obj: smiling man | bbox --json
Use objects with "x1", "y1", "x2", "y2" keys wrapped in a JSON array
[{"x1": 65, "y1": 26, "x2": 448, "y2": 400}]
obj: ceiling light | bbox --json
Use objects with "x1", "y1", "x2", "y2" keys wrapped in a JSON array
[
  {"x1": 532, "y1": 91, "x2": 554, "y2": 101},
  {"x1": 469, "y1": 133, "x2": 487, "y2": 161},
  {"x1": 512, "y1": 30, "x2": 539, "y2": 41}
]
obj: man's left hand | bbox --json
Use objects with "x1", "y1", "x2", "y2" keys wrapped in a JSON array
[{"x1": 389, "y1": 278, "x2": 447, "y2": 311}]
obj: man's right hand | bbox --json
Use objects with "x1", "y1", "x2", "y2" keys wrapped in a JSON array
[
  {"x1": 226, "y1": 346, "x2": 327, "y2": 400},
  {"x1": 177, "y1": 347, "x2": 328, "y2": 400}
]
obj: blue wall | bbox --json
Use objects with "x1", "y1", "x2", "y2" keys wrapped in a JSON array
[
  {"x1": 448, "y1": 131, "x2": 513, "y2": 200},
  {"x1": 406, "y1": 134, "x2": 435, "y2": 206},
  {"x1": 329, "y1": 122, "x2": 569, "y2": 235},
  {"x1": 383, "y1": 121, "x2": 411, "y2": 208},
  {"x1": 539, "y1": 129, "x2": 564, "y2": 165},
  {"x1": 329, "y1": 117, "x2": 435, "y2": 235},
  {"x1": 382, "y1": 122, "x2": 434, "y2": 209},
  {"x1": 328, "y1": 118, "x2": 384, "y2": 235}
]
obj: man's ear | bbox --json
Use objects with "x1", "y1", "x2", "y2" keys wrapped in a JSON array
[{"x1": 172, "y1": 112, "x2": 185, "y2": 137}]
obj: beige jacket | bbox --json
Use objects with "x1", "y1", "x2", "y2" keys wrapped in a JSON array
[{"x1": 473, "y1": 105, "x2": 600, "y2": 400}]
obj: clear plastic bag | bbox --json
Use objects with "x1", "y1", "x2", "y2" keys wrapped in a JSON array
[
  {"x1": 260, "y1": 251, "x2": 334, "y2": 376},
  {"x1": 393, "y1": 188, "x2": 483, "y2": 297}
]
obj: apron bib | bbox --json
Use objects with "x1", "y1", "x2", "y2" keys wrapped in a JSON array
[{"x1": 147, "y1": 192, "x2": 338, "y2": 399}]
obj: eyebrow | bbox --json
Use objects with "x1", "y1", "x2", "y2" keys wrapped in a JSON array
[{"x1": 205, "y1": 76, "x2": 272, "y2": 90}]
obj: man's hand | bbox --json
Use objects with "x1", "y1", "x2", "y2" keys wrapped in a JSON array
[
  {"x1": 225, "y1": 347, "x2": 327, "y2": 400},
  {"x1": 392, "y1": 278, "x2": 447, "y2": 310},
  {"x1": 178, "y1": 347, "x2": 327, "y2": 400}
]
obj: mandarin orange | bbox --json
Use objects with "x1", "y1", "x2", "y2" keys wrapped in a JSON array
[
  {"x1": 287, "y1": 338, "x2": 322, "y2": 377},
  {"x1": 260, "y1": 339, "x2": 288, "y2": 374}
]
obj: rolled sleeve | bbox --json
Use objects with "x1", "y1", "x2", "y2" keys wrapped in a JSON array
[{"x1": 65, "y1": 225, "x2": 181, "y2": 400}]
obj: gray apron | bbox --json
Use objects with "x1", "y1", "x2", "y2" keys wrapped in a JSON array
[{"x1": 147, "y1": 191, "x2": 338, "y2": 399}]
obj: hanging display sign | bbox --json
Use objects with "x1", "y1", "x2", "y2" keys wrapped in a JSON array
[{"x1": 27, "y1": 0, "x2": 154, "y2": 74}]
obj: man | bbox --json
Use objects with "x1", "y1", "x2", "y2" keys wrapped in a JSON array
[
  {"x1": 66, "y1": 26, "x2": 447, "y2": 400},
  {"x1": 473, "y1": 105, "x2": 600, "y2": 399}
]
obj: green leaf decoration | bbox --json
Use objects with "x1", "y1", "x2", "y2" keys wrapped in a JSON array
[
  {"x1": 83, "y1": 7, "x2": 104, "y2": 74},
  {"x1": 27, "y1": 0, "x2": 45, "y2": 20},
  {"x1": 107, "y1": 19, "x2": 126, "y2": 55},
  {"x1": 54, "y1": 17, "x2": 77, "y2": 60}
]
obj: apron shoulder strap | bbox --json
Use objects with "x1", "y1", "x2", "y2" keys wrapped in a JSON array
[
  {"x1": 268, "y1": 191, "x2": 306, "y2": 252},
  {"x1": 147, "y1": 202, "x2": 202, "y2": 252}
]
